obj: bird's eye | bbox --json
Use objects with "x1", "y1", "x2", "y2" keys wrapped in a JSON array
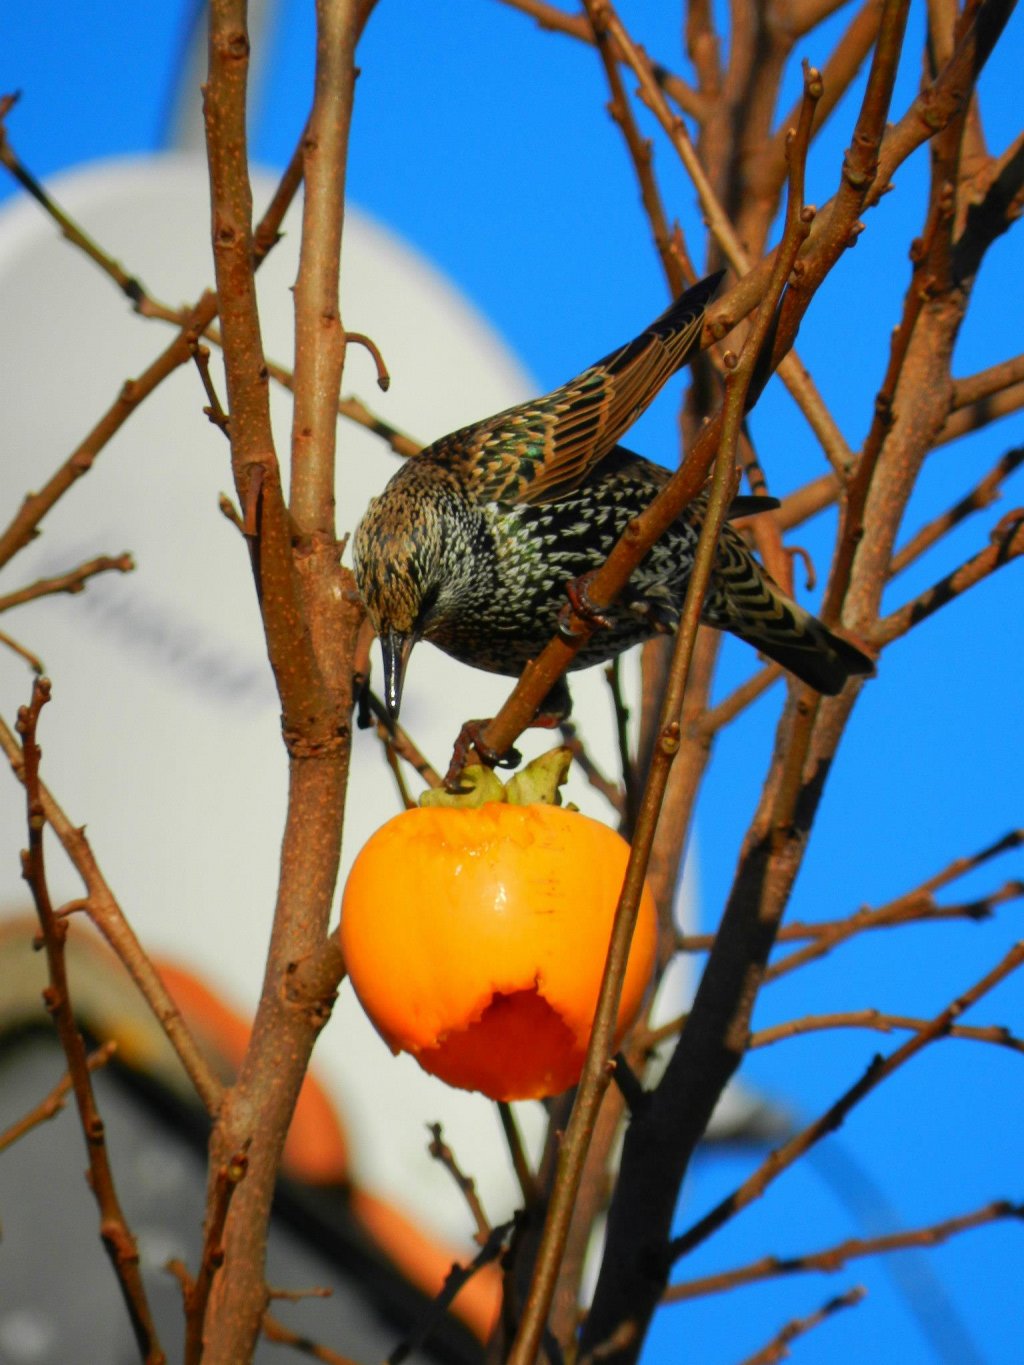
[{"x1": 416, "y1": 584, "x2": 440, "y2": 629}]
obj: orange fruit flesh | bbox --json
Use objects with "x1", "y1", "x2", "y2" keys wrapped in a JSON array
[{"x1": 420, "y1": 987, "x2": 581, "y2": 1101}]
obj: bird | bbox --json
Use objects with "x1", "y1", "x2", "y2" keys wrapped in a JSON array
[{"x1": 353, "y1": 272, "x2": 873, "y2": 726}]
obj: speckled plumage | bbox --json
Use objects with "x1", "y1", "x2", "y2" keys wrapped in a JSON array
[{"x1": 354, "y1": 274, "x2": 872, "y2": 718}]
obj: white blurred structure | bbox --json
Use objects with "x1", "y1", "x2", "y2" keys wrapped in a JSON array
[{"x1": 0, "y1": 156, "x2": 717, "y2": 1250}]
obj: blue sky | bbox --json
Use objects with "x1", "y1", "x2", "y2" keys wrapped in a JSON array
[{"x1": 3, "y1": 3, "x2": 1022, "y2": 1362}]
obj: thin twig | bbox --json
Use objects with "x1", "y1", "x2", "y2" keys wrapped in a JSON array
[
  {"x1": 157, "y1": 316, "x2": 422, "y2": 457},
  {"x1": 0, "y1": 626, "x2": 45, "y2": 673},
  {"x1": 427, "y1": 1123, "x2": 492, "y2": 1245},
  {"x1": 344, "y1": 330, "x2": 391, "y2": 390},
  {"x1": 0, "y1": 1039, "x2": 116, "y2": 1154},
  {"x1": 951, "y1": 353, "x2": 1024, "y2": 408},
  {"x1": 606, "y1": 660, "x2": 640, "y2": 834},
  {"x1": 937, "y1": 380, "x2": 1024, "y2": 444},
  {"x1": 584, "y1": 0, "x2": 687, "y2": 295},
  {"x1": 360, "y1": 687, "x2": 443, "y2": 789},
  {"x1": 749, "y1": 1008, "x2": 1024, "y2": 1053},
  {"x1": 0, "y1": 709, "x2": 223, "y2": 1111},
  {"x1": 698, "y1": 663, "x2": 782, "y2": 737},
  {"x1": 267, "y1": 1285, "x2": 333, "y2": 1302},
  {"x1": 388, "y1": 1219, "x2": 516, "y2": 1365},
  {"x1": 889, "y1": 446, "x2": 1024, "y2": 575},
  {"x1": 875, "y1": 509, "x2": 1024, "y2": 644},
  {"x1": 495, "y1": 0, "x2": 704, "y2": 118},
  {"x1": 665, "y1": 1199, "x2": 1022, "y2": 1302},
  {"x1": 758, "y1": 0, "x2": 885, "y2": 200},
  {"x1": 601, "y1": 4, "x2": 854, "y2": 477},
  {"x1": 767, "y1": 881, "x2": 1024, "y2": 980},
  {"x1": 0, "y1": 553, "x2": 135, "y2": 614},
  {"x1": 498, "y1": 1102, "x2": 540, "y2": 1208},
  {"x1": 17, "y1": 679, "x2": 165, "y2": 1364},
  {"x1": 191, "y1": 340, "x2": 232, "y2": 437},
  {"x1": 0, "y1": 108, "x2": 150, "y2": 308},
  {"x1": 668, "y1": 941, "x2": 1024, "y2": 1264},
  {"x1": 181, "y1": 1144, "x2": 251, "y2": 1364},
  {"x1": 738, "y1": 1287, "x2": 867, "y2": 1365},
  {"x1": 378, "y1": 724, "x2": 418, "y2": 808},
  {"x1": 511, "y1": 67, "x2": 821, "y2": 1365},
  {"x1": 559, "y1": 719, "x2": 626, "y2": 816},
  {"x1": 262, "y1": 1313, "x2": 359, "y2": 1364},
  {"x1": 0, "y1": 131, "x2": 305, "y2": 574}
]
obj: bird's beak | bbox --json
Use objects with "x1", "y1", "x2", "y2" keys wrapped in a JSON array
[{"x1": 381, "y1": 630, "x2": 413, "y2": 723}]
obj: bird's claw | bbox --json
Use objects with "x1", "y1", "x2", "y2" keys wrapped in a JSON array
[
  {"x1": 558, "y1": 571, "x2": 612, "y2": 641},
  {"x1": 445, "y1": 720, "x2": 522, "y2": 790}
]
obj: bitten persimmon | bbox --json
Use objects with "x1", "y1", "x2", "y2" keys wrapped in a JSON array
[{"x1": 339, "y1": 758, "x2": 657, "y2": 1101}]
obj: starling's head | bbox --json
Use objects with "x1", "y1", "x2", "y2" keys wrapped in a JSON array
[{"x1": 353, "y1": 472, "x2": 453, "y2": 722}]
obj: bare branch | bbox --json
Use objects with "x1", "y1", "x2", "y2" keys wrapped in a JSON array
[
  {"x1": 0, "y1": 110, "x2": 150, "y2": 308},
  {"x1": 520, "y1": 69, "x2": 821, "y2": 1365},
  {"x1": 952, "y1": 353, "x2": 1024, "y2": 409},
  {"x1": 738, "y1": 1287, "x2": 867, "y2": 1365},
  {"x1": 0, "y1": 553, "x2": 134, "y2": 614},
  {"x1": 603, "y1": 6, "x2": 854, "y2": 476},
  {"x1": 0, "y1": 626, "x2": 45, "y2": 673},
  {"x1": 749, "y1": 1008, "x2": 1024, "y2": 1053},
  {"x1": 180, "y1": 1145, "x2": 251, "y2": 1365},
  {"x1": 668, "y1": 941, "x2": 1024, "y2": 1264},
  {"x1": 876, "y1": 508, "x2": 1024, "y2": 644},
  {"x1": 16, "y1": 679, "x2": 165, "y2": 1363},
  {"x1": 262, "y1": 1313, "x2": 359, "y2": 1364},
  {"x1": 665, "y1": 1199, "x2": 1023, "y2": 1301},
  {"x1": 496, "y1": 0, "x2": 704, "y2": 117},
  {"x1": 0, "y1": 711, "x2": 223, "y2": 1110},
  {"x1": 0, "y1": 132, "x2": 304, "y2": 575},
  {"x1": 389, "y1": 1219, "x2": 516, "y2": 1365},
  {"x1": 427, "y1": 1123, "x2": 492, "y2": 1245},
  {"x1": 498, "y1": 1102, "x2": 540, "y2": 1208},
  {"x1": 0, "y1": 1039, "x2": 116, "y2": 1154},
  {"x1": 889, "y1": 446, "x2": 1024, "y2": 574},
  {"x1": 584, "y1": 0, "x2": 688, "y2": 296},
  {"x1": 936, "y1": 379, "x2": 1024, "y2": 444}
]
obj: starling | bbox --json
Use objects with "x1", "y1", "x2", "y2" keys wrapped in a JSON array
[{"x1": 354, "y1": 273, "x2": 873, "y2": 722}]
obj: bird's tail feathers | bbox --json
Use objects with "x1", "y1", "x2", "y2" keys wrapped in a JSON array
[
  {"x1": 728, "y1": 612, "x2": 875, "y2": 696},
  {"x1": 710, "y1": 532, "x2": 875, "y2": 696}
]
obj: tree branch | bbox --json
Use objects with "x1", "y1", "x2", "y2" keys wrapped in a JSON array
[
  {"x1": 17, "y1": 679, "x2": 165, "y2": 1364},
  {"x1": 665, "y1": 1199, "x2": 1022, "y2": 1301},
  {"x1": 875, "y1": 508, "x2": 1024, "y2": 644},
  {"x1": 0, "y1": 553, "x2": 134, "y2": 614},
  {"x1": 738, "y1": 1286, "x2": 867, "y2": 1365},
  {"x1": 668, "y1": 941, "x2": 1024, "y2": 1264}
]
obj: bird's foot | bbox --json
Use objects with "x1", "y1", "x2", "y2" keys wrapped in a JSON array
[
  {"x1": 445, "y1": 720, "x2": 522, "y2": 790},
  {"x1": 558, "y1": 570, "x2": 612, "y2": 641}
]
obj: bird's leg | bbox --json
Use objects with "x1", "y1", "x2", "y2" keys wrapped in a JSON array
[
  {"x1": 558, "y1": 569, "x2": 613, "y2": 640},
  {"x1": 445, "y1": 722, "x2": 523, "y2": 790},
  {"x1": 444, "y1": 679, "x2": 573, "y2": 790}
]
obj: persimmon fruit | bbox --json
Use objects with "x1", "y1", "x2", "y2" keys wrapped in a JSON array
[{"x1": 340, "y1": 767, "x2": 657, "y2": 1101}]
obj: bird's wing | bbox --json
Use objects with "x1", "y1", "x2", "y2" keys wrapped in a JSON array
[{"x1": 437, "y1": 272, "x2": 724, "y2": 507}]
